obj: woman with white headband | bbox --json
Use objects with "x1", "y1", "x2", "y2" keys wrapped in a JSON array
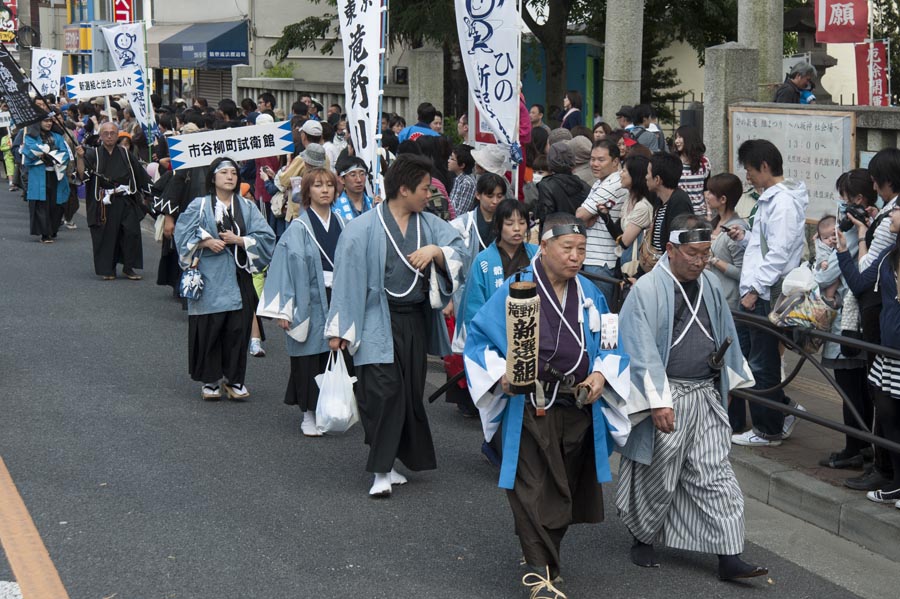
[{"x1": 174, "y1": 156, "x2": 276, "y2": 401}]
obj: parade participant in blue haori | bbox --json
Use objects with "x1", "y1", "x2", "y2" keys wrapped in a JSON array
[
  {"x1": 325, "y1": 154, "x2": 466, "y2": 498},
  {"x1": 615, "y1": 214, "x2": 767, "y2": 582},
  {"x1": 464, "y1": 212, "x2": 632, "y2": 598},
  {"x1": 174, "y1": 157, "x2": 275, "y2": 401},
  {"x1": 24, "y1": 114, "x2": 71, "y2": 243},
  {"x1": 258, "y1": 168, "x2": 346, "y2": 436}
]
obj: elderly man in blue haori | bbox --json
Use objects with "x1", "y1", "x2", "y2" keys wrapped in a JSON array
[
  {"x1": 325, "y1": 154, "x2": 466, "y2": 499},
  {"x1": 615, "y1": 214, "x2": 768, "y2": 583},
  {"x1": 464, "y1": 212, "x2": 632, "y2": 599}
]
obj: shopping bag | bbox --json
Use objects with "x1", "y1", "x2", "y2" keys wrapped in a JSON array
[{"x1": 315, "y1": 351, "x2": 359, "y2": 434}]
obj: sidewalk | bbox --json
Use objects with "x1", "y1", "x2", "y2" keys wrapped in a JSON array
[{"x1": 729, "y1": 352, "x2": 900, "y2": 562}]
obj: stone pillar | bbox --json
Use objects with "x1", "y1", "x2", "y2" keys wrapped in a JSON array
[
  {"x1": 738, "y1": 0, "x2": 783, "y2": 102},
  {"x1": 407, "y1": 46, "x2": 444, "y2": 120},
  {"x1": 602, "y1": 0, "x2": 644, "y2": 125},
  {"x1": 703, "y1": 43, "x2": 759, "y2": 174}
]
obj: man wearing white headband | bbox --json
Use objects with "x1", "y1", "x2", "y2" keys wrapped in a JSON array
[
  {"x1": 616, "y1": 213, "x2": 766, "y2": 581},
  {"x1": 332, "y1": 155, "x2": 373, "y2": 221},
  {"x1": 464, "y1": 211, "x2": 632, "y2": 598}
]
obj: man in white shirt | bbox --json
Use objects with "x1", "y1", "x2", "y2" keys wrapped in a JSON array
[
  {"x1": 732, "y1": 139, "x2": 809, "y2": 448},
  {"x1": 575, "y1": 139, "x2": 629, "y2": 303}
]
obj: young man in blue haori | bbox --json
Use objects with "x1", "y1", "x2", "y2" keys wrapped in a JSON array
[
  {"x1": 616, "y1": 214, "x2": 767, "y2": 582},
  {"x1": 325, "y1": 154, "x2": 466, "y2": 498},
  {"x1": 464, "y1": 212, "x2": 632, "y2": 599}
]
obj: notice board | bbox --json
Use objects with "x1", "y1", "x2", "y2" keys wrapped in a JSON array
[{"x1": 729, "y1": 106, "x2": 856, "y2": 219}]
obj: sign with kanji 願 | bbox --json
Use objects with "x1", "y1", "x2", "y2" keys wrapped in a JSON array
[
  {"x1": 31, "y1": 48, "x2": 63, "y2": 98},
  {"x1": 167, "y1": 121, "x2": 294, "y2": 171},
  {"x1": 455, "y1": 0, "x2": 522, "y2": 162},
  {"x1": 815, "y1": 0, "x2": 868, "y2": 44},
  {"x1": 0, "y1": 1, "x2": 17, "y2": 45},
  {"x1": 336, "y1": 0, "x2": 385, "y2": 193},
  {"x1": 0, "y1": 46, "x2": 47, "y2": 126},
  {"x1": 65, "y1": 68, "x2": 142, "y2": 99},
  {"x1": 855, "y1": 41, "x2": 891, "y2": 106}
]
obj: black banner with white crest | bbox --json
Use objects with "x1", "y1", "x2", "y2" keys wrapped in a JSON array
[{"x1": 0, "y1": 46, "x2": 47, "y2": 126}]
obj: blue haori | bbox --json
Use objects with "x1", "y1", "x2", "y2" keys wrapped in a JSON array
[{"x1": 464, "y1": 262, "x2": 633, "y2": 489}]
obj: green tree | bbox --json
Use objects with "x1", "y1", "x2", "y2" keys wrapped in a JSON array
[{"x1": 874, "y1": 0, "x2": 900, "y2": 105}]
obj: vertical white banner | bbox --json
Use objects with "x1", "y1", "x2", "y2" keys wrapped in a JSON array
[
  {"x1": 30, "y1": 48, "x2": 63, "y2": 98},
  {"x1": 336, "y1": 0, "x2": 385, "y2": 193},
  {"x1": 102, "y1": 22, "x2": 152, "y2": 130},
  {"x1": 455, "y1": 0, "x2": 521, "y2": 152}
]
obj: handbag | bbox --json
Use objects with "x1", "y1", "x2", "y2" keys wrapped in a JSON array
[
  {"x1": 180, "y1": 253, "x2": 204, "y2": 300},
  {"x1": 620, "y1": 229, "x2": 643, "y2": 278},
  {"x1": 314, "y1": 351, "x2": 359, "y2": 434},
  {"x1": 638, "y1": 223, "x2": 661, "y2": 273}
]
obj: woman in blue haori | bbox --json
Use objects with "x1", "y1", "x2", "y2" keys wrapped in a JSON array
[
  {"x1": 464, "y1": 212, "x2": 632, "y2": 598},
  {"x1": 23, "y1": 114, "x2": 71, "y2": 243},
  {"x1": 325, "y1": 154, "x2": 466, "y2": 498},
  {"x1": 174, "y1": 157, "x2": 275, "y2": 401},
  {"x1": 258, "y1": 168, "x2": 346, "y2": 437}
]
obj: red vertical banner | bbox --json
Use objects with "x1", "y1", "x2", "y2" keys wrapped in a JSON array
[
  {"x1": 114, "y1": 0, "x2": 133, "y2": 23},
  {"x1": 0, "y1": 0, "x2": 17, "y2": 44},
  {"x1": 855, "y1": 41, "x2": 890, "y2": 106},
  {"x1": 816, "y1": 0, "x2": 868, "y2": 43}
]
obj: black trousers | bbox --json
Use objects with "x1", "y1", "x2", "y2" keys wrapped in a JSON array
[
  {"x1": 28, "y1": 172, "x2": 61, "y2": 239},
  {"x1": 187, "y1": 269, "x2": 257, "y2": 386},
  {"x1": 89, "y1": 197, "x2": 143, "y2": 276},
  {"x1": 870, "y1": 385, "x2": 900, "y2": 490},
  {"x1": 834, "y1": 367, "x2": 874, "y2": 455}
]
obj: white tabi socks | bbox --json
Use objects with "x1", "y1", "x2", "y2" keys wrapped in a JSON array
[
  {"x1": 301, "y1": 411, "x2": 322, "y2": 437},
  {"x1": 369, "y1": 473, "x2": 392, "y2": 498},
  {"x1": 389, "y1": 468, "x2": 407, "y2": 485}
]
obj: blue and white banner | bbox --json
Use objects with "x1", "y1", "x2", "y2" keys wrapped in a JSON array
[
  {"x1": 168, "y1": 121, "x2": 294, "y2": 171},
  {"x1": 65, "y1": 68, "x2": 142, "y2": 99},
  {"x1": 102, "y1": 22, "x2": 153, "y2": 132},
  {"x1": 455, "y1": 0, "x2": 521, "y2": 151},
  {"x1": 30, "y1": 48, "x2": 63, "y2": 98},
  {"x1": 336, "y1": 0, "x2": 386, "y2": 193}
]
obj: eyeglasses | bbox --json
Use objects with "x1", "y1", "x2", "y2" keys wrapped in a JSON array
[{"x1": 674, "y1": 245, "x2": 711, "y2": 264}]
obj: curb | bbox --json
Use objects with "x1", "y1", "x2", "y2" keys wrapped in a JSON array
[{"x1": 730, "y1": 446, "x2": 900, "y2": 563}]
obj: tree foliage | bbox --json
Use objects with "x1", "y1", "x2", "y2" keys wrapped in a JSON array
[{"x1": 874, "y1": 0, "x2": 900, "y2": 105}]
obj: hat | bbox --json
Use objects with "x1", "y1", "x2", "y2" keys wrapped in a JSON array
[
  {"x1": 301, "y1": 142, "x2": 327, "y2": 168},
  {"x1": 91, "y1": 97, "x2": 105, "y2": 106},
  {"x1": 471, "y1": 144, "x2": 508, "y2": 176},
  {"x1": 615, "y1": 105, "x2": 633, "y2": 119},
  {"x1": 547, "y1": 142, "x2": 575, "y2": 173},
  {"x1": 547, "y1": 127, "x2": 572, "y2": 148},
  {"x1": 181, "y1": 123, "x2": 200, "y2": 135},
  {"x1": 567, "y1": 136, "x2": 592, "y2": 165},
  {"x1": 300, "y1": 119, "x2": 323, "y2": 137},
  {"x1": 336, "y1": 155, "x2": 368, "y2": 177},
  {"x1": 255, "y1": 113, "x2": 274, "y2": 125},
  {"x1": 621, "y1": 132, "x2": 638, "y2": 147},
  {"x1": 117, "y1": 131, "x2": 132, "y2": 140}
]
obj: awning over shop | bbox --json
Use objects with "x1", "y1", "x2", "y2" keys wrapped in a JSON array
[
  {"x1": 157, "y1": 21, "x2": 249, "y2": 70},
  {"x1": 147, "y1": 24, "x2": 191, "y2": 69}
]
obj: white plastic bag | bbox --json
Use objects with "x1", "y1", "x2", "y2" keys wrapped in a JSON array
[
  {"x1": 781, "y1": 263, "x2": 817, "y2": 295},
  {"x1": 315, "y1": 351, "x2": 359, "y2": 434}
]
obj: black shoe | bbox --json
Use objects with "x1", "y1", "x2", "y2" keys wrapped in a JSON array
[
  {"x1": 818, "y1": 450, "x2": 864, "y2": 469},
  {"x1": 844, "y1": 467, "x2": 892, "y2": 491},
  {"x1": 718, "y1": 555, "x2": 768, "y2": 581},
  {"x1": 860, "y1": 447, "x2": 875, "y2": 462},
  {"x1": 630, "y1": 538, "x2": 659, "y2": 568}
]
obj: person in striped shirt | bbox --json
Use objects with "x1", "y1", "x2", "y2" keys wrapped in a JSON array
[{"x1": 674, "y1": 126, "x2": 711, "y2": 219}]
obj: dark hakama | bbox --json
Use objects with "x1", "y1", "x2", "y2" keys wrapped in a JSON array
[
  {"x1": 507, "y1": 259, "x2": 601, "y2": 578},
  {"x1": 284, "y1": 285, "x2": 336, "y2": 411},
  {"x1": 355, "y1": 302, "x2": 435, "y2": 473},
  {"x1": 83, "y1": 146, "x2": 149, "y2": 277},
  {"x1": 188, "y1": 265, "x2": 258, "y2": 385},
  {"x1": 29, "y1": 171, "x2": 62, "y2": 239}
]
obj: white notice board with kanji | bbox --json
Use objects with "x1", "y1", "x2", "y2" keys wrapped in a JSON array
[{"x1": 729, "y1": 106, "x2": 856, "y2": 219}]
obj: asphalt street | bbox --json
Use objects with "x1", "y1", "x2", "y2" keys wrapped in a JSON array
[{"x1": 0, "y1": 190, "x2": 895, "y2": 598}]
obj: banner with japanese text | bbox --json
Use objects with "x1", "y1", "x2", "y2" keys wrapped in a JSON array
[
  {"x1": 0, "y1": 1, "x2": 17, "y2": 45},
  {"x1": 31, "y1": 48, "x2": 63, "y2": 98},
  {"x1": 336, "y1": 0, "x2": 385, "y2": 191},
  {"x1": 114, "y1": 0, "x2": 134, "y2": 23},
  {"x1": 855, "y1": 41, "x2": 890, "y2": 106},
  {"x1": 168, "y1": 121, "x2": 294, "y2": 171},
  {"x1": 65, "y1": 68, "x2": 142, "y2": 99},
  {"x1": 0, "y1": 46, "x2": 47, "y2": 126},
  {"x1": 816, "y1": 0, "x2": 867, "y2": 43},
  {"x1": 455, "y1": 0, "x2": 521, "y2": 154},
  {"x1": 102, "y1": 22, "x2": 152, "y2": 131}
]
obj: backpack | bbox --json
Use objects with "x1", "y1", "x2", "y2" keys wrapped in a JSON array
[{"x1": 630, "y1": 126, "x2": 664, "y2": 153}]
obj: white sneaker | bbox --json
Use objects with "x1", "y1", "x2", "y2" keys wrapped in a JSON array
[
  {"x1": 301, "y1": 411, "x2": 322, "y2": 437},
  {"x1": 369, "y1": 473, "x2": 392, "y2": 498},
  {"x1": 389, "y1": 468, "x2": 408, "y2": 486},
  {"x1": 732, "y1": 430, "x2": 782, "y2": 447},
  {"x1": 782, "y1": 403, "x2": 806, "y2": 440},
  {"x1": 64, "y1": 220, "x2": 77, "y2": 230},
  {"x1": 895, "y1": 499, "x2": 900, "y2": 510},
  {"x1": 248, "y1": 337, "x2": 265, "y2": 357}
]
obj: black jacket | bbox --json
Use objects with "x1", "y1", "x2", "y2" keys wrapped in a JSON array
[
  {"x1": 535, "y1": 173, "x2": 592, "y2": 221},
  {"x1": 773, "y1": 77, "x2": 801, "y2": 103}
]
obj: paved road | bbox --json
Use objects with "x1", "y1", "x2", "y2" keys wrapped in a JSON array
[{"x1": 0, "y1": 191, "x2": 895, "y2": 598}]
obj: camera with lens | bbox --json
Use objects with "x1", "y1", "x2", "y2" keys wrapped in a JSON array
[{"x1": 839, "y1": 204, "x2": 868, "y2": 232}]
